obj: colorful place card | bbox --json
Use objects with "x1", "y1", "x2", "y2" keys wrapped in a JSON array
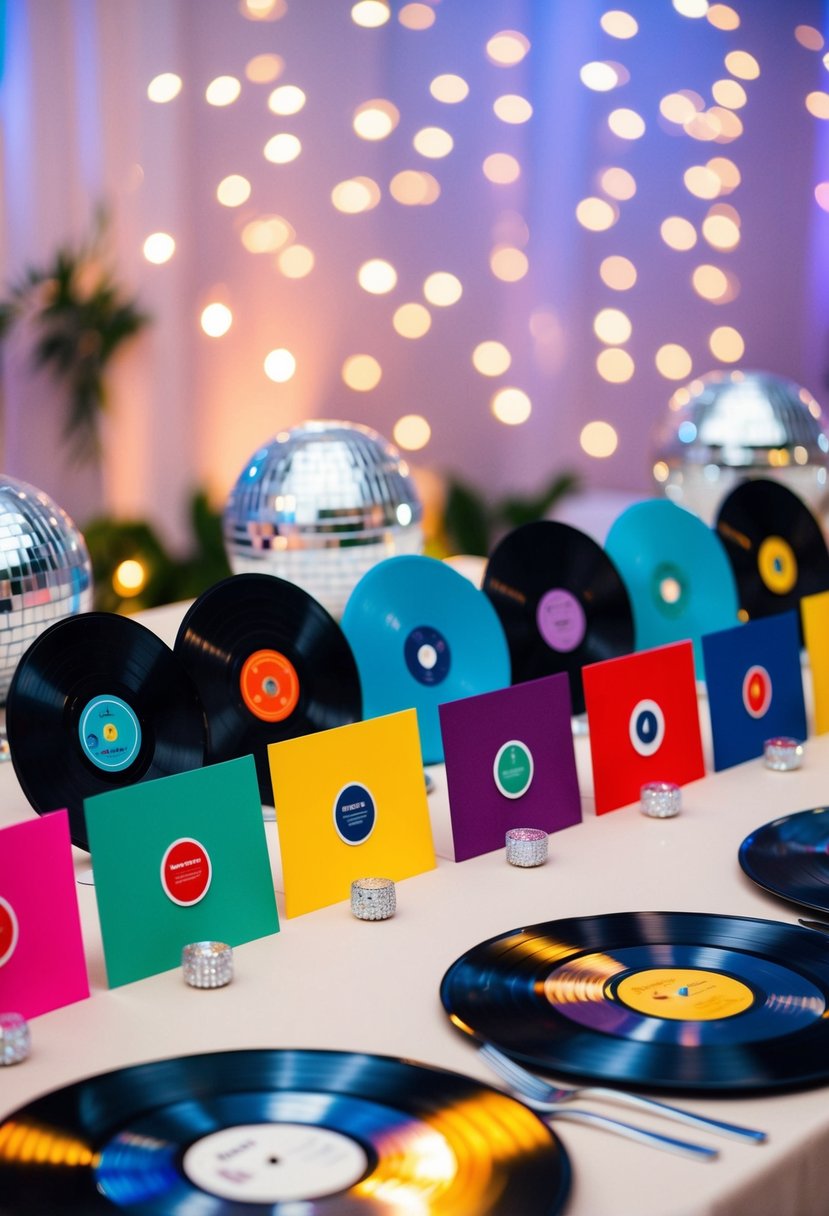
[
  {"x1": 582, "y1": 639, "x2": 704, "y2": 815},
  {"x1": 439, "y1": 672, "x2": 582, "y2": 861},
  {"x1": 0, "y1": 810, "x2": 89, "y2": 1018},
  {"x1": 802, "y1": 590, "x2": 829, "y2": 734},
  {"x1": 268, "y1": 709, "x2": 436, "y2": 917},
  {"x1": 702, "y1": 610, "x2": 807, "y2": 771},
  {"x1": 85, "y1": 755, "x2": 279, "y2": 988}
]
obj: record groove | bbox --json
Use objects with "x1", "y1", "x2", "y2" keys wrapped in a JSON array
[
  {"x1": 739, "y1": 806, "x2": 829, "y2": 915},
  {"x1": 0, "y1": 1048, "x2": 569, "y2": 1215},
  {"x1": 482, "y1": 521, "x2": 634, "y2": 715},
  {"x1": 440, "y1": 910, "x2": 829, "y2": 1092},
  {"x1": 6, "y1": 613, "x2": 207, "y2": 850},
  {"x1": 174, "y1": 574, "x2": 362, "y2": 806}
]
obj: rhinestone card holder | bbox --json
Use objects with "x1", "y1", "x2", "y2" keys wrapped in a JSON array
[
  {"x1": 351, "y1": 877, "x2": 396, "y2": 920},
  {"x1": 182, "y1": 942, "x2": 234, "y2": 988},
  {"x1": 0, "y1": 1012, "x2": 30, "y2": 1065},
  {"x1": 505, "y1": 828, "x2": 549, "y2": 867}
]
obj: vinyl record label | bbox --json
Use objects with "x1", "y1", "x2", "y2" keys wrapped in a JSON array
[
  {"x1": 0, "y1": 1049, "x2": 570, "y2": 1215},
  {"x1": 441, "y1": 910, "x2": 829, "y2": 1091}
]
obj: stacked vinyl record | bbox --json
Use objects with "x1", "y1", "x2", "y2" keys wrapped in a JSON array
[
  {"x1": 740, "y1": 807, "x2": 829, "y2": 915},
  {"x1": 441, "y1": 911, "x2": 829, "y2": 1092},
  {"x1": 0, "y1": 1048, "x2": 570, "y2": 1215},
  {"x1": 174, "y1": 574, "x2": 362, "y2": 805},
  {"x1": 482, "y1": 521, "x2": 634, "y2": 715},
  {"x1": 715, "y1": 478, "x2": 829, "y2": 621},
  {"x1": 6, "y1": 613, "x2": 207, "y2": 850},
  {"x1": 341, "y1": 555, "x2": 510, "y2": 763}
]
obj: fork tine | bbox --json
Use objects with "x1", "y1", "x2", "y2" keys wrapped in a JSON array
[{"x1": 479, "y1": 1043, "x2": 550, "y2": 1097}]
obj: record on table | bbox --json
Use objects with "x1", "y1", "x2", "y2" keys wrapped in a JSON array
[
  {"x1": 440, "y1": 910, "x2": 829, "y2": 1093},
  {"x1": 341, "y1": 555, "x2": 510, "y2": 763},
  {"x1": 0, "y1": 1048, "x2": 570, "y2": 1215},
  {"x1": 482, "y1": 521, "x2": 634, "y2": 715},
  {"x1": 174, "y1": 574, "x2": 362, "y2": 806},
  {"x1": 739, "y1": 806, "x2": 829, "y2": 915},
  {"x1": 604, "y1": 499, "x2": 739, "y2": 674},
  {"x1": 715, "y1": 478, "x2": 829, "y2": 621},
  {"x1": 6, "y1": 613, "x2": 207, "y2": 851}
]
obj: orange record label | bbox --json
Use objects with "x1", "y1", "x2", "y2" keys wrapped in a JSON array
[
  {"x1": 613, "y1": 967, "x2": 755, "y2": 1021},
  {"x1": 240, "y1": 649, "x2": 300, "y2": 723}
]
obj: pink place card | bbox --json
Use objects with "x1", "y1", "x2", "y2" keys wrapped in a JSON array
[{"x1": 0, "y1": 810, "x2": 89, "y2": 1018}]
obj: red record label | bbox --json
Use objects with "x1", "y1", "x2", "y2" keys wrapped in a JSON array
[{"x1": 161, "y1": 838, "x2": 212, "y2": 906}]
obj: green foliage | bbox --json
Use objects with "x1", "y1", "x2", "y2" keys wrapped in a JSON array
[
  {"x1": 443, "y1": 469, "x2": 581, "y2": 556},
  {"x1": 0, "y1": 209, "x2": 150, "y2": 464},
  {"x1": 83, "y1": 490, "x2": 231, "y2": 614}
]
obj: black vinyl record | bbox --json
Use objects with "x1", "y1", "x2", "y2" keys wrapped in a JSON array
[
  {"x1": 482, "y1": 521, "x2": 634, "y2": 714},
  {"x1": 174, "y1": 574, "x2": 362, "y2": 805},
  {"x1": 715, "y1": 478, "x2": 829, "y2": 620},
  {"x1": 6, "y1": 613, "x2": 207, "y2": 850},
  {"x1": 739, "y1": 806, "x2": 829, "y2": 915},
  {"x1": 0, "y1": 1048, "x2": 570, "y2": 1215},
  {"x1": 440, "y1": 910, "x2": 829, "y2": 1093}
]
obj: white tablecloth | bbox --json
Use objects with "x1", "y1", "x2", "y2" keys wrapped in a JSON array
[{"x1": 2, "y1": 602, "x2": 829, "y2": 1216}]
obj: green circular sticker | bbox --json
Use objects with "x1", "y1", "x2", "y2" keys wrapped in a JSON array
[{"x1": 493, "y1": 740, "x2": 534, "y2": 799}]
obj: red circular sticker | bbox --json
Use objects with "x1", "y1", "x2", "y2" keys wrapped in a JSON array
[
  {"x1": 0, "y1": 896, "x2": 19, "y2": 968},
  {"x1": 742, "y1": 664, "x2": 772, "y2": 719},
  {"x1": 160, "y1": 838, "x2": 212, "y2": 907}
]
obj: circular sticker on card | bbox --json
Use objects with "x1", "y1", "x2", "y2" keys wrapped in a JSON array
[
  {"x1": 0, "y1": 897, "x2": 19, "y2": 968},
  {"x1": 333, "y1": 783, "x2": 376, "y2": 846},
  {"x1": 536, "y1": 588, "x2": 587, "y2": 653},
  {"x1": 182, "y1": 1123, "x2": 369, "y2": 1203},
  {"x1": 743, "y1": 664, "x2": 772, "y2": 719},
  {"x1": 629, "y1": 698, "x2": 666, "y2": 757},
  {"x1": 160, "y1": 838, "x2": 212, "y2": 906},
  {"x1": 78, "y1": 694, "x2": 141, "y2": 772},
  {"x1": 404, "y1": 625, "x2": 451, "y2": 686},
  {"x1": 493, "y1": 740, "x2": 535, "y2": 799}
]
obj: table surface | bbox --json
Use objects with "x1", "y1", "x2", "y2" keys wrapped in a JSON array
[{"x1": 3, "y1": 601, "x2": 829, "y2": 1216}]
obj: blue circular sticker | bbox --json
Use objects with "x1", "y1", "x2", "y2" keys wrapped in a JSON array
[
  {"x1": 333, "y1": 782, "x2": 377, "y2": 846},
  {"x1": 404, "y1": 625, "x2": 451, "y2": 687},
  {"x1": 79, "y1": 694, "x2": 142, "y2": 772},
  {"x1": 628, "y1": 698, "x2": 665, "y2": 757}
]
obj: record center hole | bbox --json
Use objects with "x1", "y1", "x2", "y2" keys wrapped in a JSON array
[
  {"x1": 659, "y1": 577, "x2": 681, "y2": 605},
  {"x1": 417, "y1": 643, "x2": 438, "y2": 670},
  {"x1": 268, "y1": 1157, "x2": 280, "y2": 1165},
  {"x1": 262, "y1": 677, "x2": 279, "y2": 697}
]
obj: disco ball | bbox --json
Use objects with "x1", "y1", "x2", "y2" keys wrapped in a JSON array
[
  {"x1": 223, "y1": 420, "x2": 424, "y2": 618},
  {"x1": 0, "y1": 475, "x2": 93, "y2": 705},
  {"x1": 651, "y1": 370, "x2": 829, "y2": 524}
]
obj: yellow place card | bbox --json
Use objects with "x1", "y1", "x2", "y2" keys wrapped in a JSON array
[
  {"x1": 802, "y1": 590, "x2": 829, "y2": 734},
  {"x1": 268, "y1": 709, "x2": 436, "y2": 917}
]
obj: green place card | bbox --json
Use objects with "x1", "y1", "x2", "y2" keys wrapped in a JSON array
[{"x1": 85, "y1": 755, "x2": 279, "y2": 988}]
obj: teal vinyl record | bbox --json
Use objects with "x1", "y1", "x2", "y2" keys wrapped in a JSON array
[
  {"x1": 341, "y1": 555, "x2": 511, "y2": 763},
  {"x1": 605, "y1": 499, "x2": 740, "y2": 674}
]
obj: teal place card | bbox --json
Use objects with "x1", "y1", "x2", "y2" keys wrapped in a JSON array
[{"x1": 85, "y1": 755, "x2": 279, "y2": 988}]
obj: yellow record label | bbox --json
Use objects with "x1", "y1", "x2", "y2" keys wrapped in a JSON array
[
  {"x1": 757, "y1": 536, "x2": 797, "y2": 595},
  {"x1": 613, "y1": 968, "x2": 755, "y2": 1021}
]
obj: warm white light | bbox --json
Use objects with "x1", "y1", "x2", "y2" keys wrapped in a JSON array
[
  {"x1": 576, "y1": 197, "x2": 618, "y2": 231},
  {"x1": 358, "y1": 259, "x2": 398, "y2": 294},
  {"x1": 278, "y1": 245, "x2": 315, "y2": 278},
  {"x1": 200, "y1": 303, "x2": 233, "y2": 337},
  {"x1": 656, "y1": 344, "x2": 693, "y2": 380},
  {"x1": 389, "y1": 170, "x2": 440, "y2": 205},
  {"x1": 399, "y1": 3, "x2": 435, "y2": 30},
  {"x1": 601, "y1": 167, "x2": 636, "y2": 200},
  {"x1": 342, "y1": 354, "x2": 382, "y2": 391},
  {"x1": 580, "y1": 62, "x2": 619, "y2": 91},
  {"x1": 351, "y1": 0, "x2": 390, "y2": 27},
  {"x1": 673, "y1": 0, "x2": 708, "y2": 16},
  {"x1": 597, "y1": 348, "x2": 635, "y2": 382},
  {"x1": 661, "y1": 217, "x2": 697, "y2": 250},
  {"x1": 580, "y1": 421, "x2": 618, "y2": 457},
  {"x1": 148, "y1": 73, "x2": 182, "y2": 103},
  {"x1": 724, "y1": 50, "x2": 760, "y2": 80},
  {"x1": 486, "y1": 30, "x2": 530, "y2": 66},
  {"x1": 331, "y1": 177, "x2": 381, "y2": 214},
  {"x1": 702, "y1": 212, "x2": 740, "y2": 250},
  {"x1": 710, "y1": 325, "x2": 744, "y2": 361},
  {"x1": 712, "y1": 79, "x2": 747, "y2": 109},
  {"x1": 393, "y1": 414, "x2": 431, "y2": 450},
  {"x1": 600, "y1": 255, "x2": 637, "y2": 290},
  {"x1": 594, "y1": 308, "x2": 632, "y2": 344},
  {"x1": 493, "y1": 94, "x2": 533, "y2": 123},
  {"x1": 393, "y1": 303, "x2": 431, "y2": 338},
  {"x1": 143, "y1": 232, "x2": 175, "y2": 264},
  {"x1": 264, "y1": 348, "x2": 296, "y2": 382},
  {"x1": 205, "y1": 76, "x2": 241, "y2": 106},
  {"x1": 264, "y1": 133, "x2": 302, "y2": 163},
  {"x1": 608, "y1": 108, "x2": 645, "y2": 139},
  {"x1": 472, "y1": 341, "x2": 511, "y2": 376},
  {"x1": 600, "y1": 10, "x2": 639, "y2": 38},
  {"x1": 216, "y1": 174, "x2": 251, "y2": 207},
  {"x1": 423, "y1": 272, "x2": 462, "y2": 306},
  {"x1": 413, "y1": 127, "x2": 454, "y2": 158},
  {"x1": 241, "y1": 215, "x2": 293, "y2": 253},
  {"x1": 431, "y1": 74, "x2": 469, "y2": 103},
  {"x1": 268, "y1": 85, "x2": 306, "y2": 115},
  {"x1": 490, "y1": 246, "x2": 528, "y2": 281},
  {"x1": 113, "y1": 559, "x2": 147, "y2": 597},
  {"x1": 354, "y1": 100, "x2": 399, "y2": 140},
  {"x1": 684, "y1": 166, "x2": 721, "y2": 199},
  {"x1": 492, "y1": 388, "x2": 532, "y2": 425},
  {"x1": 707, "y1": 4, "x2": 739, "y2": 29},
  {"x1": 483, "y1": 153, "x2": 520, "y2": 184},
  {"x1": 245, "y1": 53, "x2": 284, "y2": 83}
]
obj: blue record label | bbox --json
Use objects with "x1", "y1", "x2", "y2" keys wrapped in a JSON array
[
  {"x1": 333, "y1": 782, "x2": 376, "y2": 845},
  {"x1": 78, "y1": 694, "x2": 142, "y2": 772},
  {"x1": 404, "y1": 625, "x2": 451, "y2": 686}
]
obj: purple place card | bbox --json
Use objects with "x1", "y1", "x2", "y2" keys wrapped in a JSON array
[{"x1": 439, "y1": 672, "x2": 582, "y2": 862}]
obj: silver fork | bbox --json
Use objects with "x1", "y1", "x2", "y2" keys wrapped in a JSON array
[{"x1": 480, "y1": 1043, "x2": 767, "y2": 1145}]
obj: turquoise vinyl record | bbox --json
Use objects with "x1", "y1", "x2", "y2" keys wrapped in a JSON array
[
  {"x1": 341, "y1": 555, "x2": 511, "y2": 763},
  {"x1": 605, "y1": 499, "x2": 740, "y2": 675}
]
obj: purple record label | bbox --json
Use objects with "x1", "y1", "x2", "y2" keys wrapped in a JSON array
[{"x1": 536, "y1": 589, "x2": 586, "y2": 653}]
